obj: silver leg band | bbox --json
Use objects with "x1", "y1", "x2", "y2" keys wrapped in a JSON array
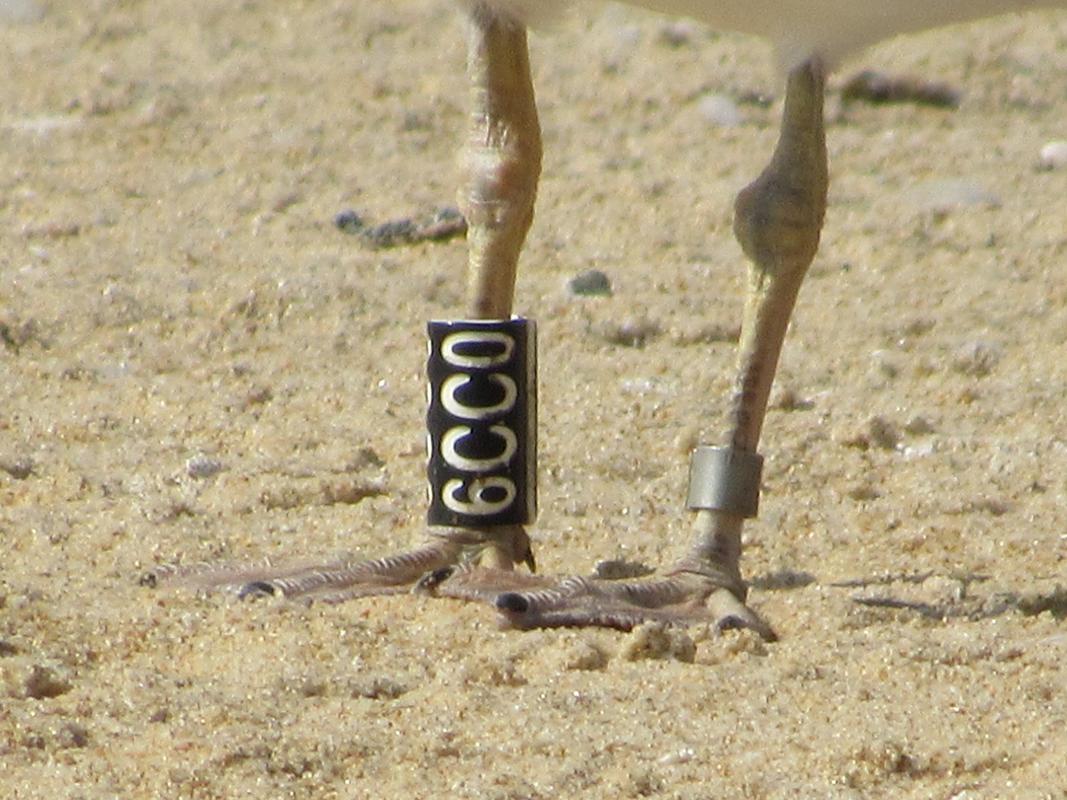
[{"x1": 686, "y1": 446, "x2": 764, "y2": 518}]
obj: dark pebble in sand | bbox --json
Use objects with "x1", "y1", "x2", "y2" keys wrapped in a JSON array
[
  {"x1": 566, "y1": 269, "x2": 613, "y2": 297},
  {"x1": 333, "y1": 209, "x2": 365, "y2": 233}
]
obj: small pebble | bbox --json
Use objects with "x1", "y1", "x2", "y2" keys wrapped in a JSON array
[
  {"x1": 363, "y1": 217, "x2": 418, "y2": 247},
  {"x1": 847, "y1": 483, "x2": 881, "y2": 501},
  {"x1": 867, "y1": 415, "x2": 900, "y2": 450},
  {"x1": 408, "y1": 206, "x2": 466, "y2": 243},
  {"x1": 591, "y1": 559, "x2": 655, "y2": 580},
  {"x1": 186, "y1": 455, "x2": 223, "y2": 479},
  {"x1": 566, "y1": 269, "x2": 612, "y2": 297},
  {"x1": 698, "y1": 93, "x2": 743, "y2": 127},
  {"x1": 347, "y1": 676, "x2": 409, "y2": 700},
  {"x1": 22, "y1": 220, "x2": 82, "y2": 239},
  {"x1": 21, "y1": 663, "x2": 73, "y2": 699},
  {"x1": 1017, "y1": 586, "x2": 1067, "y2": 618},
  {"x1": 869, "y1": 349, "x2": 900, "y2": 380},
  {"x1": 697, "y1": 626, "x2": 769, "y2": 662},
  {"x1": 903, "y1": 415, "x2": 935, "y2": 435},
  {"x1": 346, "y1": 446, "x2": 385, "y2": 470},
  {"x1": 333, "y1": 209, "x2": 365, "y2": 233},
  {"x1": 270, "y1": 190, "x2": 302, "y2": 213},
  {"x1": 620, "y1": 622, "x2": 696, "y2": 663},
  {"x1": 668, "y1": 321, "x2": 738, "y2": 346},
  {"x1": 840, "y1": 69, "x2": 962, "y2": 108},
  {"x1": 952, "y1": 340, "x2": 1000, "y2": 377},
  {"x1": 619, "y1": 377, "x2": 670, "y2": 396},
  {"x1": 560, "y1": 641, "x2": 609, "y2": 671},
  {"x1": 841, "y1": 415, "x2": 900, "y2": 450},
  {"x1": 772, "y1": 387, "x2": 814, "y2": 411},
  {"x1": 1038, "y1": 140, "x2": 1067, "y2": 170},
  {"x1": 902, "y1": 440, "x2": 936, "y2": 459},
  {"x1": 321, "y1": 478, "x2": 386, "y2": 505},
  {"x1": 658, "y1": 747, "x2": 696, "y2": 766},
  {"x1": 751, "y1": 570, "x2": 816, "y2": 590},
  {"x1": 657, "y1": 21, "x2": 696, "y2": 48},
  {"x1": 60, "y1": 722, "x2": 90, "y2": 748},
  {"x1": 596, "y1": 316, "x2": 660, "y2": 347},
  {"x1": 338, "y1": 207, "x2": 466, "y2": 248},
  {"x1": 243, "y1": 385, "x2": 273, "y2": 408},
  {"x1": 1, "y1": 457, "x2": 34, "y2": 479}
]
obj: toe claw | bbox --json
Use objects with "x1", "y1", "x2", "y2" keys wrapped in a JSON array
[
  {"x1": 238, "y1": 581, "x2": 277, "y2": 600},
  {"x1": 707, "y1": 587, "x2": 777, "y2": 642},
  {"x1": 494, "y1": 592, "x2": 530, "y2": 614},
  {"x1": 715, "y1": 614, "x2": 746, "y2": 633},
  {"x1": 414, "y1": 566, "x2": 457, "y2": 594}
]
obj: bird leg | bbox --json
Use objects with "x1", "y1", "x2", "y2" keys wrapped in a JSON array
[
  {"x1": 460, "y1": 3, "x2": 541, "y2": 321},
  {"x1": 680, "y1": 57, "x2": 828, "y2": 637},
  {"x1": 142, "y1": 4, "x2": 541, "y2": 602},
  {"x1": 433, "y1": 59, "x2": 828, "y2": 639},
  {"x1": 147, "y1": 22, "x2": 828, "y2": 643},
  {"x1": 423, "y1": 3, "x2": 542, "y2": 573}
]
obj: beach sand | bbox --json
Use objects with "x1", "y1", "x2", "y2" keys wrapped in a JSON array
[{"x1": 2, "y1": 1, "x2": 1066, "y2": 797}]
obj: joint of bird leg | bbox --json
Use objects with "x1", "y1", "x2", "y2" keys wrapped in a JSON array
[
  {"x1": 425, "y1": 318, "x2": 538, "y2": 528},
  {"x1": 686, "y1": 445, "x2": 763, "y2": 518},
  {"x1": 669, "y1": 559, "x2": 749, "y2": 603},
  {"x1": 463, "y1": 146, "x2": 540, "y2": 230},
  {"x1": 733, "y1": 178, "x2": 824, "y2": 274},
  {"x1": 468, "y1": 524, "x2": 537, "y2": 572},
  {"x1": 424, "y1": 527, "x2": 501, "y2": 564},
  {"x1": 427, "y1": 526, "x2": 535, "y2": 572}
]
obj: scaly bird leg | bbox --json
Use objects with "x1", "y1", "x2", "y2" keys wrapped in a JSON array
[
  {"x1": 143, "y1": 4, "x2": 541, "y2": 601},
  {"x1": 678, "y1": 56, "x2": 828, "y2": 639},
  {"x1": 437, "y1": 59, "x2": 827, "y2": 638},
  {"x1": 426, "y1": 3, "x2": 543, "y2": 572},
  {"x1": 147, "y1": 24, "x2": 825, "y2": 640}
]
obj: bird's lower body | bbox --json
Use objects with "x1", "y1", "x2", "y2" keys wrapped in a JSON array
[{"x1": 147, "y1": 3, "x2": 829, "y2": 643}]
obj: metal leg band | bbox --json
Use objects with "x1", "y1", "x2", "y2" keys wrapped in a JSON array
[
  {"x1": 426, "y1": 318, "x2": 537, "y2": 527},
  {"x1": 686, "y1": 446, "x2": 763, "y2": 518}
]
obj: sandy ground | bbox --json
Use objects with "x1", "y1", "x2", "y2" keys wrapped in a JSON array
[{"x1": 2, "y1": 1, "x2": 1067, "y2": 798}]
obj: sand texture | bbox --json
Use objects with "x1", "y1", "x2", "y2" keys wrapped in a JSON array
[{"x1": 2, "y1": 1, "x2": 1066, "y2": 797}]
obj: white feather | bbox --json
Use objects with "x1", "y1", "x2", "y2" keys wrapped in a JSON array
[{"x1": 469, "y1": 0, "x2": 1067, "y2": 68}]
